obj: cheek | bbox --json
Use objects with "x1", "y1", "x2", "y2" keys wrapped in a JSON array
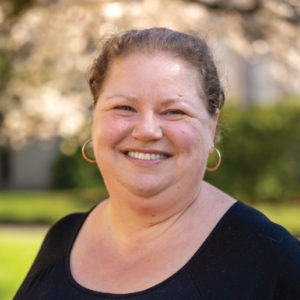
[
  {"x1": 167, "y1": 122, "x2": 210, "y2": 153},
  {"x1": 93, "y1": 114, "x2": 131, "y2": 146}
]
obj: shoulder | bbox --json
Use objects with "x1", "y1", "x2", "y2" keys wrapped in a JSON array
[
  {"x1": 26, "y1": 211, "x2": 88, "y2": 276},
  {"x1": 39, "y1": 212, "x2": 88, "y2": 260},
  {"x1": 227, "y1": 202, "x2": 300, "y2": 292},
  {"x1": 45, "y1": 212, "x2": 88, "y2": 246},
  {"x1": 200, "y1": 184, "x2": 300, "y2": 257},
  {"x1": 229, "y1": 202, "x2": 298, "y2": 243},
  {"x1": 224, "y1": 201, "x2": 300, "y2": 255},
  {"x1": 188, "y1": 201, "x2": 300, "y2": 298},
  {"x1": 14, "y1": 211, "x2": 89, "y2": 299}
]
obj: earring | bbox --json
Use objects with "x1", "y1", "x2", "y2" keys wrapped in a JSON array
[
  {"x1": 206, "y1": 148, "x2": 221, "y2": 171},
  {"x1": 82, "y1": 139, "x2": 96, "y2": 163}
]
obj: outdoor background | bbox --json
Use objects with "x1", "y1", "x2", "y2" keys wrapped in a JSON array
[{"x1": 0, "y1": 0, "x2": 300, "y2": 299}]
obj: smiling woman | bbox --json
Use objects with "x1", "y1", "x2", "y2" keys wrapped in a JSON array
[
  {"x1": 14, "y1": 28, "x2": 300, "y2": 300},
  {"x1": 92, "y1": 52, "x2": 216, "y2": 201}
]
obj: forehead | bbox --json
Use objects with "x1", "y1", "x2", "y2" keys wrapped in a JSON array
[
  {"x1": 105, "y1": 52, "x2": 204, "y2": 95},
  {"x1": 113, "y1": 51, "x2": 195, "y2": 72}
]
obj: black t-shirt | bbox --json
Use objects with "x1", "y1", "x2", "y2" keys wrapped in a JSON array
[{"x1": 14, "y1": 201, "x2": 300, "y2": 299}]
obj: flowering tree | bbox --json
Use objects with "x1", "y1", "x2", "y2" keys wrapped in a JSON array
[{"x1": 0, "y1": 0, "x2": 299, "y2": 149}]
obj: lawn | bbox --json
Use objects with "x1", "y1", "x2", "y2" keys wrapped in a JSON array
[
  {"x1": 255, "y1": 203, "x2": 300, "y2": 236},
  {"x1": 0, "y1": 226, "x2": 48, "y2": 300},
  {"x1": 0, "y1": 188, "x2": 108, "y2": 224}
]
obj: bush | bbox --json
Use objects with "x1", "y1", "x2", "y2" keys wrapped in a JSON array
[
  {"x1": 52, "y1": 147, "x2": 104, "y2": 189},
  {"x1": 205, "y1": 102, "x2": 300, "y2": 203}
]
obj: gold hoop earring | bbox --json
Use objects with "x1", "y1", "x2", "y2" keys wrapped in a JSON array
[
  {"x1": 206, "y1": 148, "x2": 221, "y2": 171},
  {"x1": 82, "y1": 139, "x2": 96, "y2": 163}
]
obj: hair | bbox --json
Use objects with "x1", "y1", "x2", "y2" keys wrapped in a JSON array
[{"x1": 88, "y1": 27, "x2": 225, "y2": 116}]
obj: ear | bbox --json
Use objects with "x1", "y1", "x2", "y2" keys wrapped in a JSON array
[{"x1": 208, "y1": 110, "x2": 220, "y2": 153}]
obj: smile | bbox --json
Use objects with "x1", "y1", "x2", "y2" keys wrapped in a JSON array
[{"x1": 126, "y1": 151, "x2": 169, "y2": 160}]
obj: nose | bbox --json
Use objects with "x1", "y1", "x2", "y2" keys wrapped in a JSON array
[{"x1": 132, "y1": 112, "x2": 163, "y2": 141}]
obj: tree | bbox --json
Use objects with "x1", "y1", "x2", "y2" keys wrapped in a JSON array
[
  {"x1": 0, "y1": 0, "x2": 299, "y2": 149},
  {"x1": 182, "y1": 0, "x2": 300, "y2": 103}
]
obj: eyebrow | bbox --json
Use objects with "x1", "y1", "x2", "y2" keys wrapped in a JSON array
[
  {"x1": 160, "y1": 98, "x2": 189, "y2": 105},
  {"x1": 104, "y1": 94, "x2": 138, "y2": 102},
  {"x1": 104, "y1": 94, "x2": 195, "y2": 108}
]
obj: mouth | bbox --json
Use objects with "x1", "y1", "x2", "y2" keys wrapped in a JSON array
[{"x1": 124, "y1": 151, "x2": 170, "y2": 160}]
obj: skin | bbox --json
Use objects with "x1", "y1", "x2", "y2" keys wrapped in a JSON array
[{"x1": 70, "y1": 52, "x2": 235, "y2": 293}]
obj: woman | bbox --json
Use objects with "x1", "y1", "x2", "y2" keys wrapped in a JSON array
[{"x1": 15, "y1": 28, "x2": 300, "y2": 299}]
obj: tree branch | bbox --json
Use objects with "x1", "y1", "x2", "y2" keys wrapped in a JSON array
[
  {"x1": 182, "y1": 0, "x2": 262, "y2": 14},
  {"x1": 281, "y1": 0, "x2": 300, "y2": 24}
]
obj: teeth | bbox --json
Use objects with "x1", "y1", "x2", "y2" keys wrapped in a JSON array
[{"x1": 127, "y1": 151, "x2": 168, "y2": 160}]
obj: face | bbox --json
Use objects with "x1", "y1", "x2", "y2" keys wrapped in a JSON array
[{"x1": 92, "y1": 52, "x2": 218, "y2": 199}]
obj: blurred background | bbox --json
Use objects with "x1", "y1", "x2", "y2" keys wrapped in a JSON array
[{"x1": 0, "y1": 0, "x2": 300, "y2": 299}]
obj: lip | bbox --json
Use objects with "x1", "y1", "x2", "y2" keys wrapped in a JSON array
[
  {"x1": 120, "y1": 148, "x2": 172, "y2": 167},
  {"x1": 122, "y1": 148, "x2": 172, "y2": 156}
]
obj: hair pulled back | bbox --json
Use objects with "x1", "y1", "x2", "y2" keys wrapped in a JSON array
[{"x1": 89, "y1": 27, "x2": 225, "y2": 116}]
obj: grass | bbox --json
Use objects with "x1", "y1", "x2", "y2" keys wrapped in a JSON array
[
  {"x1": 255, "y1": 203, "x2": 300, "y2": 236},
  {"x1": 0, "y1": 226, "x2": 47, "y2": 300},
  {"x1": 0, "y1": 188, "x2": 108, "y2": 224}
]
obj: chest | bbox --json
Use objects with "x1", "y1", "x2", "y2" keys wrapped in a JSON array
[{"x1": 69, "y1": 226, "x2": 206, "y2": 294}]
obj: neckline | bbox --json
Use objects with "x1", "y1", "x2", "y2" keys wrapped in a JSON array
[{"x1": 65, "y1": 201, "x2": 241, "y2": 298}]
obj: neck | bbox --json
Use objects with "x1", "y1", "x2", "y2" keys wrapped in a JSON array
[{"x1": 101, "y1": 181, "x2": 204, "y2": 245}]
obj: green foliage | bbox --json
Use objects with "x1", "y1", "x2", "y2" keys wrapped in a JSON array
[
  {"x1": 255, "y1": 203, "x2": 300, "y2": 235},
  {"x1": 0, "y1": 54, "x2": 12, "y2": 90},
  {"x1": 52, "y1": 148, "x2": 104, "y2": 189},
  {"x1": 0, "y1": 189, "x2": 108, "y2": 224},
  {"x1": 205, "y1": 102, "x2": 300, "y2": 203},
  {"x1": 0, "y1": 227, "x2": 46, "y2": 300}
]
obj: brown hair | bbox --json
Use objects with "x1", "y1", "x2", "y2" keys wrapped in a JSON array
[{"x1": 89, "y1": 27, "x2": 225, "y2": 116}]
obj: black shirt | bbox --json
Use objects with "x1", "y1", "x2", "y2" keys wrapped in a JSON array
[{"x1": 14, "y1": 201, "x2": 300, "y2": 299}]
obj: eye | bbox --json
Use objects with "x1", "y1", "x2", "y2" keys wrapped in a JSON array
[
  {"x1": 164, "y1": 109, "x2": 185, "y2": 115},
  {"x1": 114, "y1": 105, "x2": 135, "y2": 112}
]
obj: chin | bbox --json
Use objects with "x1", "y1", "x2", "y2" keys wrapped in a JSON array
[
  {"x1": 128, "y1": 184, "x2": 164, "y2": 198},
  {"x1": 127, "y1": 177, "x2": 168, "y2": 197},
  {"x1": 117, "y1": 172, "x2": 168, "y2": 197}
]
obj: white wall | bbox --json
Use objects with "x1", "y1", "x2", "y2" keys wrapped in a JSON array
[{"x1": 9, "y1": 138, "x2": 59, "y2": 189}]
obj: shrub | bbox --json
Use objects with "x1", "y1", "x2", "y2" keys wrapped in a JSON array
[
  {"x1": 52, "y1": 147, "x2": 104, "y2": 189},
  {"x1": 205, "y1": 102, "x2": 300, "y2": 203}
]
